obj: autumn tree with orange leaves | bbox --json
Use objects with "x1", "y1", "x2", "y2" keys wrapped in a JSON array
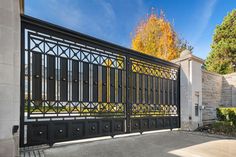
[{"x1": 132, "y1": 11, "x2": 188, "y2": 61}]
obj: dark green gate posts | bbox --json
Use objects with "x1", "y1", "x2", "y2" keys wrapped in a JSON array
[{"x1": 20, "y1": 15, "x2": 180, "y2": 147}]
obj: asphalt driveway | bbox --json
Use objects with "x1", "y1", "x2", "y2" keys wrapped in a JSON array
[{"x1": 43, "y1": 131, "x2": 236, "y2": 157}]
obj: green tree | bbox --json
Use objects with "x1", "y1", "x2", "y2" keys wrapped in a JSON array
[{"x1": 205, "y1": 9, "x2": 236, "y2": 74}]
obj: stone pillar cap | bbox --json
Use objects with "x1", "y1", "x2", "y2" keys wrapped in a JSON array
[
  {"x1": 180, "y1": 49, "x2": 192, "y2": 57},
  {"x1": 171, "y1": 49, "x2": 204, "y2": 64}
]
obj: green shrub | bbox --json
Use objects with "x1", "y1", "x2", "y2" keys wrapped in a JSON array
[
  {"x1": 216, "y1": 108, "x2": 226, "y2": 121},
  {"x1": 228, "y1": 110, "x2": 236, "y2": 126},
  {"x1": 218, "y1": 107, "x2": 236, "y2": 114},
  {"x1": 216, "y1": 107, "x2": 236, "y2": 126}
]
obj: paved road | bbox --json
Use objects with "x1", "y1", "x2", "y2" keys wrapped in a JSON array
[{"x1": 43, "y1": 131, "x2": 236, "y2": 157}]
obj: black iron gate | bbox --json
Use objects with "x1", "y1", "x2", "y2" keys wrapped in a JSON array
[{"x1": 20, "y1": 15, "x2": 180, "y2": 147}]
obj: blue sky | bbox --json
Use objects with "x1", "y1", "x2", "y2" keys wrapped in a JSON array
[{"x1": 25, "y1": 0, "x2": 236, "y2": 59}]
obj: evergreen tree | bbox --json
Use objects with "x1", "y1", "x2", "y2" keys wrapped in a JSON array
[{"x1": 205, "y1": 9, "x2": 236, "y2": 74}]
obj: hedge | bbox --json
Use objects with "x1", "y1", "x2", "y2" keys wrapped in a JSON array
[{"x1": 216, "y1": 107, "x2": 236, "y2": 126}]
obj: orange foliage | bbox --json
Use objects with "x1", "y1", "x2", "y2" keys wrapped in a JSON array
[{"x1": 131, "y1": 12, "x2": 180, "y2": 61}]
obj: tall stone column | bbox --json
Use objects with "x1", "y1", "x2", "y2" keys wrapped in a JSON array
[
  {"x1": 0, "y1": 0, "x2": 20, "y2": 156},
  {"x1": 172, "y1": 50, "x2": 204, "y2": 130}
]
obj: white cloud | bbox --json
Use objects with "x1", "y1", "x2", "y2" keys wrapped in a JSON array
[
  {"x1": 192, "y1": 0, "x2": 217, "y2": 44},
  {"x1": 46, "y1": 0, "x2": 82, "y2": 29},
  {"x1": 33, "y1": 0, "x2": 116, "y2": 38},
  {"x1": 101, "y1": 1, "x2": 116, "y2": 21}
]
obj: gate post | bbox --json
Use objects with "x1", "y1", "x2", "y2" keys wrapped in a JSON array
[
  {"x1": 0, "y1": 0, "x2": 21, "y2": 156},
  {"x1": 172, "y1": 50, "x2": 204, "y2": 130}
]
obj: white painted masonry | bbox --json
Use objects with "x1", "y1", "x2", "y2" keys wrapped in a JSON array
[
  {"x1": 172, "y1": 50, "x2": 204, "y2": 130},
  {"x1": 0, "y1": 0, "x2": 20, "y2": 156},
  {"x1": 173, "y1": 50, "x2": 236, "y2": 127}
]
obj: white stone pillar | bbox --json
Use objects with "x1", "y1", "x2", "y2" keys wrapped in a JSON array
[
  {"x1": 0, "y1": 0, "x2": 20, "y2": 156},
  {"x1": 172, "y1": 50, "x2": 204, "y2": 130}
]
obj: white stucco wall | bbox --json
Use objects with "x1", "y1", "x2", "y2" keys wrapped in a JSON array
[
  {"x1": 172, "y1": 50, "x2": 204, "y2": 130},
  {"x1": 190, "y1": 60, "x2": 202, "y2": 127},
  {"x1": 179, "y1": 59, "x2": 191, "y2": 129},
  {"x1": 0, "y1": 0, "x2": 20, "y2": 156}
]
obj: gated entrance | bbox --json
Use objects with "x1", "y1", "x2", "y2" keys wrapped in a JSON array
[{"x1": 20, "y1": 15, "x2": 180, "y2": 147}]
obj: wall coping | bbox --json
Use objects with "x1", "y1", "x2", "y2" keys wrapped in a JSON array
[
  {"x1": 202, "y1": 70, "x2": 236, "y2": 78},
  {"x1": 171, "y1": 53, "x2": 204, "y2": 64},
  {"x1": 202, "y1": 69, "x2": 223, "y2": 77},
  {"x1": 224, "y1": 72, "x2": 236, "y2": 77}
]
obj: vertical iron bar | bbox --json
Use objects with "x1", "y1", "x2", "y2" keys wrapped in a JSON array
[
  {"x1": 93, "y1": 64, "x2": 98, "y2": 102},
  {"x1": 125, "y1": 56, "x2": 131, "y2": 133},
  {"x1": 20, "y1": 23, "x2": 25, "y2": 147},
  {"x1": 43, "y1": 39, "x2": 46, "y2": 115}
]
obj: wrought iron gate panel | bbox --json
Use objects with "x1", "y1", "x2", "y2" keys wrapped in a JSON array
[
  {"x1": 20, "y1": 15, "x2": 180, "y2": 147},
  {"x1": 129, "y1": 57, "x2": 179, "y2": 132}
]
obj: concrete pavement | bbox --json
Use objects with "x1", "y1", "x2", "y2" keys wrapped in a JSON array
[{"x1": 43, "y1": 131, "x2": 236, "y2": 157}]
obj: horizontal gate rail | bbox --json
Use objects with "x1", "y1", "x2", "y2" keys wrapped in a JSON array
[
  {"x1": 21, "y1": 15, "x2": 179, "y2": 68},
  {"x1": 20, "y1": 15, "x2": 180, "y2": 147}
]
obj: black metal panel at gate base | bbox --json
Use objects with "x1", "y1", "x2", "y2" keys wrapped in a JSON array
[{"x1": 20, "y1": 15, "x2": 180, "y2": 147}]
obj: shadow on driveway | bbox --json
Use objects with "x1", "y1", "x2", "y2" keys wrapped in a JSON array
[{"x1": 44, "y1": 131, "x2": 236, "y2": 157}]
